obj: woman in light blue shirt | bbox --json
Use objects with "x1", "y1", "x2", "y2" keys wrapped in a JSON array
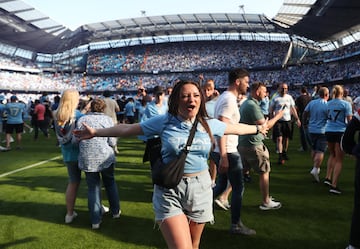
[
  {"x1": 74, "y1": 80, "x2": 268, "y2": 249},
  {"x1": 325, "y1": 85, "x2": 353, "y2": 194}
]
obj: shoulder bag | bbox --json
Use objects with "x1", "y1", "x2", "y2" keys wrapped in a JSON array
[{"x1": 151, "y1": 119, "x2": 198, "y2": 189}]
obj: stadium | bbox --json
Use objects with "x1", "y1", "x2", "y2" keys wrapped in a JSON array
[
  {"x1": 0, "y1": 0, "x2": 359, "y2": 96},
  {"x1": 0, "y1": 0, "x2": 360, "y2": 248}
]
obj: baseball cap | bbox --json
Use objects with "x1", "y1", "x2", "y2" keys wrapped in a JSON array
[{"x1": 10, "y1": 95, "x2": 18, "y2": 101}]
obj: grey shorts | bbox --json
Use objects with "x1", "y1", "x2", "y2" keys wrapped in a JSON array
[
  {"x1": 152, "y1": 170, "x2": 214, "y2": 223},
  {"x1": 238, "y1": 144, "x2": 270, "y2": 173}
]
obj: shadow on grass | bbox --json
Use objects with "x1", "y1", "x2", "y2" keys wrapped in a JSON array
[{"x1": 0, "y1": 237, "x2": 38, "y2": 249}]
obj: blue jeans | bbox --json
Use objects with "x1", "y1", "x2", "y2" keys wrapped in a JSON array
[
  {"x1": 211, "y1": 151, "x2": 244, "y2": 225},
  {"x1": 85, "y1": 164, "x2": 120, "y2": 224}
]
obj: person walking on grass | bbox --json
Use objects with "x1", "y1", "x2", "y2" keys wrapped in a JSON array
[
  {"x1": 77, "y1": 99, "x2": 121, "y2": 229},
  {"x1": 324, "y1": 85, "x2": 352, "y2": 194},
  {"x1": 302, "y1": 87, "x2": 329, "y2": 183},
  {"x1": 54, "y1": 89, "x2": 84, "y2": 224},
  {"x1": 238, "y1": 82, "x2": 284, "y2": 210},
  {"x1": 5, "y1": 95, "x2": 25, "y2": 150},
  {"x1": 74, "y1": 79, "x2": 268, "y2": 249},
  {"x1": 269, "y1": 83, "x2": 301, "y2": 165},
  {"x1": 211, "y1": 68, "x2": 256, "y2": 235}
]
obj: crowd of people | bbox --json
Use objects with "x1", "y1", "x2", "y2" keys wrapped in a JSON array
[
  {"x1": 1, "y1": 40, "x2": 360, "y2": 94},
  {"x1": 1, "y1": 39, "x2": 360, "y2": 248}
]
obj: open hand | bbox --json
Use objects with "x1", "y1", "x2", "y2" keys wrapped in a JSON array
[{"x1": 73, "y1": 122, "x2": 96, "y2": 140}]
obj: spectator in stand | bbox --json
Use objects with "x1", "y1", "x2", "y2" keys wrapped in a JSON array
[
  {"x1": 77, "y1": 99, "x2": 121, "y2": 229},
  {"x1": 238, "y1": 82, "x2": 284, "y2": 210},
  {"x1": 324, "y1": 85, "x2": 353, "y2": 195},
  {"x1": 269, "y1": 83, "x2": 301, "y2": 165},
  {"x1": 302, "y1": 87, "x2": 330, "y2": 182},
  {"x1": 33, "y1": 99, "x2": 49, "y2": 140},
  {"x1": 5, "y1": 95, "x2": 25, "y2": 150},
  {"x1": 295, "y1": 86, "x2": 312, "y2": 152}
]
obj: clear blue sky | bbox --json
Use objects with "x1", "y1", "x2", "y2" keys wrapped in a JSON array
[{"x1": 24, "y1": 0, "x2": 284, "y2": 30}]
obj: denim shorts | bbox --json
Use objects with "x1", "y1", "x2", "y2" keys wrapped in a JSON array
[
  {"x1": 309, "y1": 133, "x2": 328, "y2": 153},
  {"x1": 152, "y1": 170, "x2": 213, "y2": 223},
  {"x1": 65, "y1": 161, "x2": 81, "y2": 183}
]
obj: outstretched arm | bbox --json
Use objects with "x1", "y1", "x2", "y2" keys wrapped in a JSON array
[
  {"x1": 74, "y1": 123, "x2": 143, "y2": 140},
  {"x1": 224, "y1": 119, "x2": 269, "y2": 136}
]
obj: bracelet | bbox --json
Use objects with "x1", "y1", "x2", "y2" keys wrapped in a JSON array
[{"x1": 256, "y1": 124, "x2": 259, "y2": 134}]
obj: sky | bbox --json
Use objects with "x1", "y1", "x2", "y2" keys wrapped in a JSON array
[{"x1": 23, "y1": 0, "x2": 284, "y2": 31}]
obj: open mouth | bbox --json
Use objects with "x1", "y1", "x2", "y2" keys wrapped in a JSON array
[{"x1": 187, "y1": 104, "x2": 195, "y2": 111}]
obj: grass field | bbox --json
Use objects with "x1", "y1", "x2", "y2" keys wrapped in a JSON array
[{"x1": 0, "y1": 128, "x2": 355, "y2": 249}]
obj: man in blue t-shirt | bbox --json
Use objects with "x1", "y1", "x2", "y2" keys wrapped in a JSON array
[
  {"x1": 5, "y1": 95, "x2": 25, "y2": 150},
  {"x1": 303, "y1": 87, "x2": 329, "y2": 182}
]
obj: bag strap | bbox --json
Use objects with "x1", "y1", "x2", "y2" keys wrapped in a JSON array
[{"x1": 183, "y1": 119, "x2": 198, "y2": 154}]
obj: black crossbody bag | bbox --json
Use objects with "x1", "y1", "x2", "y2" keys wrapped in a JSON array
[{"x1": 151, "y1": 119, "x2": 198, "y2": 189}]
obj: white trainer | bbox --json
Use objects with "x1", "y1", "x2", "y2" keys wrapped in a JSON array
[
  {"x1": 310, "y1": 167, "x2": 320, "y2": 182},
  {"x1": 259, "y1": 199, "x2": 282, "y2": 210},
  {"x1": 101, "y1": 205, "x2": 109, "y2": 215},
  {"x1": 65, "y1": 211, "x2": 78, "y2": 224}
]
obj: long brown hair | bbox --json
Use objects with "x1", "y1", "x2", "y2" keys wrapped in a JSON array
[{"x1": 168, "y1": 80, "x2": 214, "y2": 142}]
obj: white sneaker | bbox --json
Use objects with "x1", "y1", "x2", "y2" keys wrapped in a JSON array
[
  {"x1": 65, "y1": 211, "x2": 78, "y2": 224},
  {"x1": 215, "y1": 199, "x2": 230, "y2": 211},
  {"x1": 2, "y1": 137, "x2": 14, "y2": 143},
  {"x1": 101, "y1": 205, "x2": 109, "y2": 215},
  {"x1": 29, "y1": 128, "x2": 34, "y2": 133},
  {"x1": 310, "y1": 167, "x2": 320, "y2": 182},
  {"x1": 92, "y1": 221, "x2": 101, "y2": 229},
  {"x1": 112, "y1": 210, "x2": 121, "y2": 218},
  {"x1": 259, "y1": 199, "x2": 282, "y2": 210}
]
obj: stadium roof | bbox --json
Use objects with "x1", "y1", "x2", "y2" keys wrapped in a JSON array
[
  {"x1": 272, "y1": 0, "x2": 360, "y2": 42},
  {"x1": 0, "y1": 0, "x2": 360, "y2": 54}
]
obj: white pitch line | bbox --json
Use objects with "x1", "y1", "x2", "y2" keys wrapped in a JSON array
[{"x1": 0, "y1": 155, "x2": 62, "y2": 178}]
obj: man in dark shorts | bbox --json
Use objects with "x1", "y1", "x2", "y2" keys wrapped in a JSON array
[
  {"x1": 5, "y1": 95, "x2": 25, "y2": 150},
  {"x1": 269, "y1": 83, "x2": 301, "y2": 165}
]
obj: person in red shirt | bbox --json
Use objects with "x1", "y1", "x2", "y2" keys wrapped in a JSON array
[{"x1": 33, "y1": 99, "x2": 49, "y2": 140}]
